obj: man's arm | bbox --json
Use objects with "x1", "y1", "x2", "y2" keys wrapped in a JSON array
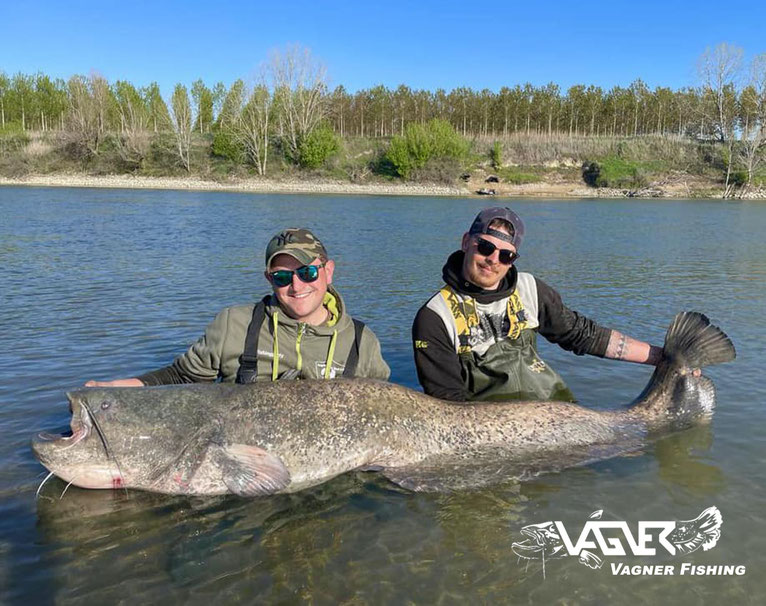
[
  {"x1": 412, "y1": 306, "x2": 469, "y2": 401},
  {"x1": 604, "y1": 331, "x2": 663, "y2": 365},
  {"x1": 85, "y1": 378, "x2": 145, "y2": 387},
  {"x1": 357, "y1": 326, "x2": 391, "y2": 380}
]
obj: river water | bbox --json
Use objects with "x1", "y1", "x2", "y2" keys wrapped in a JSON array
[{"x1": 1, "y1": 187, "x2": 764, "y2": 604}]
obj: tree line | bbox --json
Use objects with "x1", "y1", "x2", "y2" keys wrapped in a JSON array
[{"x1": 1, "y1": 43, "x2": 764, "y2": 189}]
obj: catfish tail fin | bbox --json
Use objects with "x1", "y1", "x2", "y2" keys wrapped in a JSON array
[
  {"x1": 631, "y1": 312, "x2": 734, "y2": 429},
  {"x1": 662, "y1": 312, "x2": 736, "y2": 369}
]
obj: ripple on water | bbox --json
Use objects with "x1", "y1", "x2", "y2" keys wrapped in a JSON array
[{"x1": 2, "y1": 190, "x2": 765, "y2": 603}]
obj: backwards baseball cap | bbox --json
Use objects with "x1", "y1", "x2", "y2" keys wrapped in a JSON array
[
  {"x1": 265, "y1": 227, "x2": 328, "y2": 269},
  {"x1": 468, "y1": 207, "x2": 525, "y2": 249}
]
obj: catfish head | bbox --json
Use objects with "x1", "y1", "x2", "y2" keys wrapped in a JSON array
[
  {"x1": 32, "y1": 385, "x2": 291, "y2": 496},
  {"x1": 32, "y1": 387, "x2": 200, "y2": 491},
  {"x1": 33, "y1": 390, "x2": 127, "y2": 489}
]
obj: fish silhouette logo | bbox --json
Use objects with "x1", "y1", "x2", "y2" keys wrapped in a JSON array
[
  {"x1": 512, "y1": 507, "x2": 722, "y2": 579},
  {"x1": 666, "y1": 507, "x2": 722, "y2": 555}
]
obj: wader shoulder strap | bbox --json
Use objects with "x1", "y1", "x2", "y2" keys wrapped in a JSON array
[
  {"x1": 506, "y1": 291, "x2": 529, "y2": 340},
  {"x1": 342, "y1": 319, "x2": 365, "y2": 377},
  {"x1": 235, "y1": 295, "x2": 271, "y2": 384},
  {"x1": 439, "y1": 286, "x2": 478, "y2": 354}
]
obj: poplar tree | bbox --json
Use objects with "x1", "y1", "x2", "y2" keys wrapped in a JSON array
[
  {"x1": 191, "y1": 79, "x2": 213, "y2": 134},
  {"x1": 170, "y1": 84, "x2": 192, "y2": 171},
  {"x1": 0, "y1": 72, "x2": 9, "y2": 129},
  {"x1": 144, "y1": 82, "x2": 171, "y2": 133}
]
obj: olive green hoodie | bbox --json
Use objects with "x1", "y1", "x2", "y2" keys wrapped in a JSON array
[{"x1": 139, "y1": 287, "x2": 390, "y2": 384}]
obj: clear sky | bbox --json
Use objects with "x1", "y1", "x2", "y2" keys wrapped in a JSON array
[{"x1": 2, "y1": 0, "x2": 765, "y2": 96}]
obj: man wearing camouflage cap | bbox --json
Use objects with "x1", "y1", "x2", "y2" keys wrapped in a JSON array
[
  {"x1": 86, "y1": 228, "x2": 390, "y2": 386},
  {"x1": 412, "y1": 207, "x2": 661, "y2": 402}
]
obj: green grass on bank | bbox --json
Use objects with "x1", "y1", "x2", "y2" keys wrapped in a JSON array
[
  {"x1": 1, "y1": 127, "x2": 763, "y2": 193},
  {"x1": 496, "y1": 167, "x2": 543, "y2": 185}
]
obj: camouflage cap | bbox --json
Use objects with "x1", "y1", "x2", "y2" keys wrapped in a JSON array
[
  {"x1": 468, "y1": 207, "x2": 525, "y2": 249},
  {"x1": 265, "y1": 228, "x2": 329, "y2": 269}
]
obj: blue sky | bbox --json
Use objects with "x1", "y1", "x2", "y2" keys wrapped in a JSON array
[{"x1": 2, "y1": 0, "x2": 765, "y2": 96}]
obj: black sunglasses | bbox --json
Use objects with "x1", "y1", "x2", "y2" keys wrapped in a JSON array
[
  {"x1": 475, "y1": 238, "x2": 519, "y2": 264},
  {"x1": 269, "y1": 263, "x2": 325, "y2": 288}
]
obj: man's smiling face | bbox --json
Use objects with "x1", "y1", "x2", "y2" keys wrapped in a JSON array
[
  {"x1": 461, "y1": 229, "x2": 516, "y2": 291},
  {"x1": 266, "y1": 254, "x2": 335, "y2": 324}
]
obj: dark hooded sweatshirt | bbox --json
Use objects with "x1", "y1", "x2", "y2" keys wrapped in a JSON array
[{"x1": 411, "y1": 251, "x2": 611, "y2": 401}]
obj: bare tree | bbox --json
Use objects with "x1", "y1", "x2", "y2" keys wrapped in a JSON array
[
  {"x1": 89, "y1": 72, "x2": 113, "y2": 146},
  {"x1": 698, "y1": 43, "x2": 744, "y2": 196},
  {"x1": 698, "y1": 43, "x2": 743, "y2": 143},
  {"x1": 169, "y1": 84, "x2": 192, "y2": 171},
  {"x1": 114, "y1": 80, "x2": 150, "y2": 167},
  {"x1": 235, "y1": 81, "x2": 274, "y2": 176},
  {"x1": 65, "y1": 75, "x2": 101, "y2": 155},
  {"x1": 269, "y1": 44, "x2": 328, "y2": 162},
  {"x1": 738, "y1": 53, "x2": 766, "y2": 194}
]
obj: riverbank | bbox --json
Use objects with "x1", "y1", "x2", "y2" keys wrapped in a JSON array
[
  {"x1": 2, "y1": 172, "x2": 765, "y2": 199},
  {"x1": 0, "y1": 174, "x2": 464, "y2": 197}
]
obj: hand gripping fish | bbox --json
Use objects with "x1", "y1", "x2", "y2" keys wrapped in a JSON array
[{"x1": 32, "y1": 312, "x2": 735, "y2": 496}]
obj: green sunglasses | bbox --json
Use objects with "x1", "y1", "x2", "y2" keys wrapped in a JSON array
[{"x1": 269, "y1": 263, "x2": 325, "y2": 288}]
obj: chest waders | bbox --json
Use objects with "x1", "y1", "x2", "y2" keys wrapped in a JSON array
[
  {"x1": 440, "y1": 286, "x2": 576, "y2": 402},
  {"x1": 235, "y1": 296, "x2": 365, "y2": 384}
]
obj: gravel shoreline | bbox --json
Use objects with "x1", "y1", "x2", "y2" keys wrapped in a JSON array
[
  {"x1": 0, "y1": 174, "x2": 465, "y2": 197},
  {"x1": 2, "y1": 173, "x2": 765, "y2": 199}
]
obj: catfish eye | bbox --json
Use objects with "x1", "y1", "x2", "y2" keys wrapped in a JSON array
[{"x1": 101, "y1": 400, "x2": 113, "y2": 410}]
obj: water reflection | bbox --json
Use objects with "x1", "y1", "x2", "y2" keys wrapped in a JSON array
[{"x1": 653, "y1": 424, "x2": 725, "y2": 499}]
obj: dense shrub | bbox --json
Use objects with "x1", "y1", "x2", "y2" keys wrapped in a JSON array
[
  {"x1": 582, "y1": 155, "x2": 646, "y2": 188},
  {"x1": 211, "y1": 130, "x2": 244, "y2": 162},
  {"x1": 298, "y1": 125, "x2": 340, "y2": 169},
  {"x1": 729, "y1": 170, "x2": 748, "y2": 187},
  {"x1": 386, "y1": 119, "x2": 468, "y2": 179}
]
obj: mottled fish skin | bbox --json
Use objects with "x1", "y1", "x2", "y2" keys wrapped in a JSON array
[{"x1": 31, "y1": 312, "x2": 735, "y2": 496}]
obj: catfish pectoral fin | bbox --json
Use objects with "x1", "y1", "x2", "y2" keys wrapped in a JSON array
[{"x1": 215, "y1": 444, "x2": 291, "y2": 497}]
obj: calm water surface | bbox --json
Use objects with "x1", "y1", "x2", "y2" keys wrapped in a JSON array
[{"x1": 1, "y1": 187, "x2": 765, "y2": 604}]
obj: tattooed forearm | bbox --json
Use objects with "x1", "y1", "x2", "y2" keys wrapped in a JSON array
[
  {"x1": 616, "y1": 334, "x2": 627, "y2": 359},
  {"x1": 605, "y1": 330, "x2": 662, "y2": 365},
  {"x1": 605, "y1": 331, "x2": 629, "y2": 360}
]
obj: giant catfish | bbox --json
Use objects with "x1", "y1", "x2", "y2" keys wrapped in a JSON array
[{"x1": 32, "y1": 312, "x2": 735, "y2": 495}]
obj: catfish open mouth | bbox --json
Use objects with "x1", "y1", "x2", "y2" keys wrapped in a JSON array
[{"x1": 33, "y1": 393, "x2": 93, "y2": 456}]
